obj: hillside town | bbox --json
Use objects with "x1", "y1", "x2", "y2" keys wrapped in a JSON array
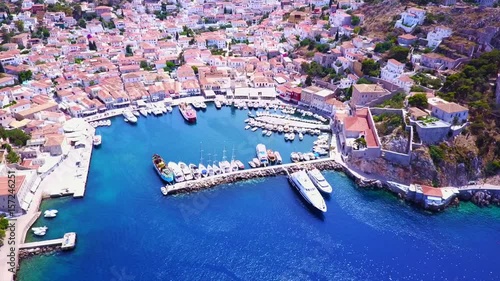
[{"x1": 0, "y1": 0, "x2": 499, "y2": 218}]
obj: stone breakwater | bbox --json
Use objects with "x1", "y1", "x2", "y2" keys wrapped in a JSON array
[
  {"x1": 459, "y1": 190, "x2": 500, "y2": 207},
  {"x1": 167, "y1": 159, "x2": 386, "y2": 196},
  {"x1": 18, "y1": 245, "x2": 61, "y2": 261},
  {"x1": 167, "y1": 160, "x2": 346, "y2": 195}
]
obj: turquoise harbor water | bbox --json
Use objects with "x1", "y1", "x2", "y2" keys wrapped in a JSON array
[{"x1": 19, "y1": 104, "x2": 500, "y2": 280}]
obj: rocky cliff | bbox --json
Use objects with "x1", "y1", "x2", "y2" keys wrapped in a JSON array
[{"x1": 348, "y1": 145, "x2": 484, "y2": 187}]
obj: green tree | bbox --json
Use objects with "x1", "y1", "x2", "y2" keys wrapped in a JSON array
[
  {"x1": 78, "y1": 18, "x2": 86, "y2": 28},
  {"x1": 18, "y1": 70, "x2": 33, "y2": 83},
  {"x1": 6, "y1": 150, "x2": 20, "y2": 163},
  {"x1": 164, "y1": 61, "x2": 175, "y2": 72},
  {"x1": 408, "y1": 93, "x2": 428, "y2": 108},
  {"x1": 191, "y1": 66, "x2": 198, "y2": 74},
  {"x1": 388, "y1": 46, "x2": 410, "y2": 63},
  {"x1": 351, "y1": 15, "x2": 360, "y2": 26},
  {"x1": 14, "y1": 20, "x2": 24, "y2": 32},
  {"x1": 374, "y1": 41, "x2": 392, "y2": 53},
  {"x1": 125, "y1": 45, "x2": 133, "y2": 56},
  {"x1": 361, "y1": 59, "x2": 380, "y2": 77},
  {"x1": 305, "y1": 75, "x2": 312, "y2": 86}
]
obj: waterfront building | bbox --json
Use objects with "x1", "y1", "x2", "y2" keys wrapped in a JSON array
[
  {"x1": 350, "y1": 84, "x2": 391, "y2": 108},
  {"x1": 0, "y1": 170, "x2": 38, "y2": 216},
  {"x1": 335, "y1": 108, "x2": 381, "y2": 159},
  {"x1": 407, "y1": 184, "x2": 459, "y2": 210}
]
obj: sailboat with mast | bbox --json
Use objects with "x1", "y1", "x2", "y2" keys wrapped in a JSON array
[
  {"x1": 212, "y1": 151, "x2": 222, "y2": 175},
  {"x1": 230, "y1": 146, "x2": 239, "y2": 172},
  {"x1": 219, "y1": 145, "x2": 231, "y2": 173},
  {"x1": 206, "y1": 153, "x2": 214, "y2": 176},
  {"x1": 198, "y1": 145, "x2": 208, "y2": 178}
]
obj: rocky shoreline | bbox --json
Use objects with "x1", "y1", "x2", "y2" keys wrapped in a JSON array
[
  {"x1": 18, "y1": 245, "x2": 62, "y2": 261},
  {"x1": 458, "y1": 190, "x2": 500, "y2": 207}
]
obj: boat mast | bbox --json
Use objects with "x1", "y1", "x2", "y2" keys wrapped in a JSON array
[
  {"x1": 200, "y1": 142, "x2": 203, "y2": 165},
  {"x1": 222, "y1": 143, "x2": 227, "y2": 161},
  {"x1": 231, "y1": 145, "x2": 235, "y2": 161},
  {"x1": 213, "y1": 150, "x2": 217, "y2": 166}
]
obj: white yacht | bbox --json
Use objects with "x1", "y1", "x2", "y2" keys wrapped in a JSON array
[
  {"x1": 299, "y1": 132, "x2": 304, "y2": 141},
  {"x1": 288, "y1": 170, "x2": 327, "y2": 212},
  {"x1": 43, "y1": 209, "x2": 58, "y2": 218},
  {"x1": 93, "y1": 135, "x2": 102, "y2": 147},
  {"x1": 166, "y1": 105, "x2": 173, "y2": 112},
  {"x1": 200, "y1": 102, "x2": 207, "y2": 109},
  {"x1": 140, "y1": 108, "x2": 148, "y2": 116},
  {"x1": 178, "y1": 162, "x2": 193, "y2": 180},
  {"x1": 132, "y1": 110, "x2": 140, "y2": 117},
  {"x1": 214, "y1": 100, "x2": 222, "y2": 109},
  {"x1": 219, "y1": 147, "x2": 231, "y2": 173},
  {"x1": 307, "y1": 169, "x2": 332, "y2": 194},
  {"x1": 168, "y1": 162, "x2": 184, "y2": 182},
  {"x1": 122, "y1": 110, "x2": 138, "y2": 123}
]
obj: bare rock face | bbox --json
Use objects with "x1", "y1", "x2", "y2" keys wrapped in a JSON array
[
  {"x1": 348, "y1": 157, "x2": 412, "y2": 184},
  {"x1": 410, "y1": 148, "x2": 437, "y2": 186},
  {"x1": 381, "y1": 135, "x2": 408, "y2": 154}
]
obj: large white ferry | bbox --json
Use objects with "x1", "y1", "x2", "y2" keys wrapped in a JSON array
[
  {"x1": 307, "y1": 168, "x2": 332, "y2": 194},
  {"x1": 288, "y1": 170, "x2": 327, "y2": 212}
]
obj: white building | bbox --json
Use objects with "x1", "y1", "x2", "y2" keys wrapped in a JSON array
[
  {"x1": 395, "y1": 7, "x2": 426, "y2": 33},
  {"x1": 381, "y1": 59, "x2": 404, "y2": 82},
  {"x1": 426, "y1": 26, "x2": 452, "y2": 49},
  {"x1": 429, "y1": 97, "x2": 469, "y2": 124},
  {"x1": 0, "y1": 170, "x2": 39, "y2": 216}
]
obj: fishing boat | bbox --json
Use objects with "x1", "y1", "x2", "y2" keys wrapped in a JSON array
[
  {"x1": 178, "y1": 162, "x2": 193, "y2": 180},
  {"x1": 166, "y1": 106, "x2": 173, "y2": 112},
  {"x1": 32, "y1": 226, "x2": 48, "y2": 236},
  {"x1": 161, "y1": 186, "x2": 168, "y2": 196},
  {"x1": 288, "y1": 170, "x2": 327, "y2": 213},
  {"x1": 93, "y1": 135, "x2": 102, "y2": 147},
  {"x1": 192, "y1": 102, "x2": 201, "y2": 110},
  {"x1": 43, "y1": 209, "x2": 58, "y2": 218},
  {"x1": 251, "y1": 127, "x2": 258, "y2": 132},
  {"x1": 235, "y1": 160, "x2": 245, "y2": 170},
  {"x1": 168, "y1": 162, "x2": 184, "y2": 182},
  {"x1": 252, "y1": 157, "x2": 261, "y2": 167},
  {"x1": 152, "y1": 155, "x2": 175, "y2": 183},
  {"x1": 248, "y1": 161, "x2": 257, "y2": 168},
  {"x1": 214, "y1": 100, "x2": 222, "y2": 109},
  {"x1": 256, "y1": 143, "x2": 268, "y2": 166},
  {"x1": 140, "y1": 108, "x2": 148, "y2": 116},
  {"x1": 275, "y1": 151, "x2": 282, "y2": 164},
  {"x1": 267, "y1": 149, "x2": 276, "y2": 163},
  {"x1": 178, "y1": 102, "x2": 197, "y2": 123},
  {"x1": 122, "y1": 110, "x2": 138, "y2": 123},
  {"x1": 189, "y1": 164, "x2": 201, "y2": 179},
  {"x1": 266, "y1": 131, "x2": 272, "y2": 137},
  {"x1": 307, "y1": 168, "x2": 333, "y2": 194},
  {"x1": 262, "y1": 130, "x2": 268, "y2": 136}
]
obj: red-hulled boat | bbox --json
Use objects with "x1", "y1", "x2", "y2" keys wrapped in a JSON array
[{"x1": 178, "y1": 102, "x2": 197, "y2": 123}]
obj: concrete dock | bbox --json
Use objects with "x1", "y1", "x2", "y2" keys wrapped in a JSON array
[
  {"x1": 165, "y1": 158, "x2": 343, "y2": 195},
  {"x1": 19, "y1": 232, "x2": 77, "y2": 250}
]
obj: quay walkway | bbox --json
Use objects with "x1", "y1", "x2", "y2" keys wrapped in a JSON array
[
  {"x1": 166, "y1": 158, "x2": 342, "y2": 194},
  {"x1": 457, "y1": 184, "x2": 500, "y2": 191}
]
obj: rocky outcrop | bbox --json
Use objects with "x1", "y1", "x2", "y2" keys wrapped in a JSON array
[
  {"x1": 381, "y1": 135, "x2": 408, "y2": 154},
  {"x1": 459, "y1": 190, "x2": 500, "y2": 207},
  {"x1": 347, "y1": 157, "x2": 412, "y2": 184}
]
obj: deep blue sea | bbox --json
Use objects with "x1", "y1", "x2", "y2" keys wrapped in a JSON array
[{"x1": 19, "y1": 104, "x2": 500, "y2": 281}]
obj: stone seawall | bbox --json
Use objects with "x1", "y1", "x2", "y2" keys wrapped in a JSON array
[{"x1": 168, "y1": 160, "x2": 346, "y2": 195}]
